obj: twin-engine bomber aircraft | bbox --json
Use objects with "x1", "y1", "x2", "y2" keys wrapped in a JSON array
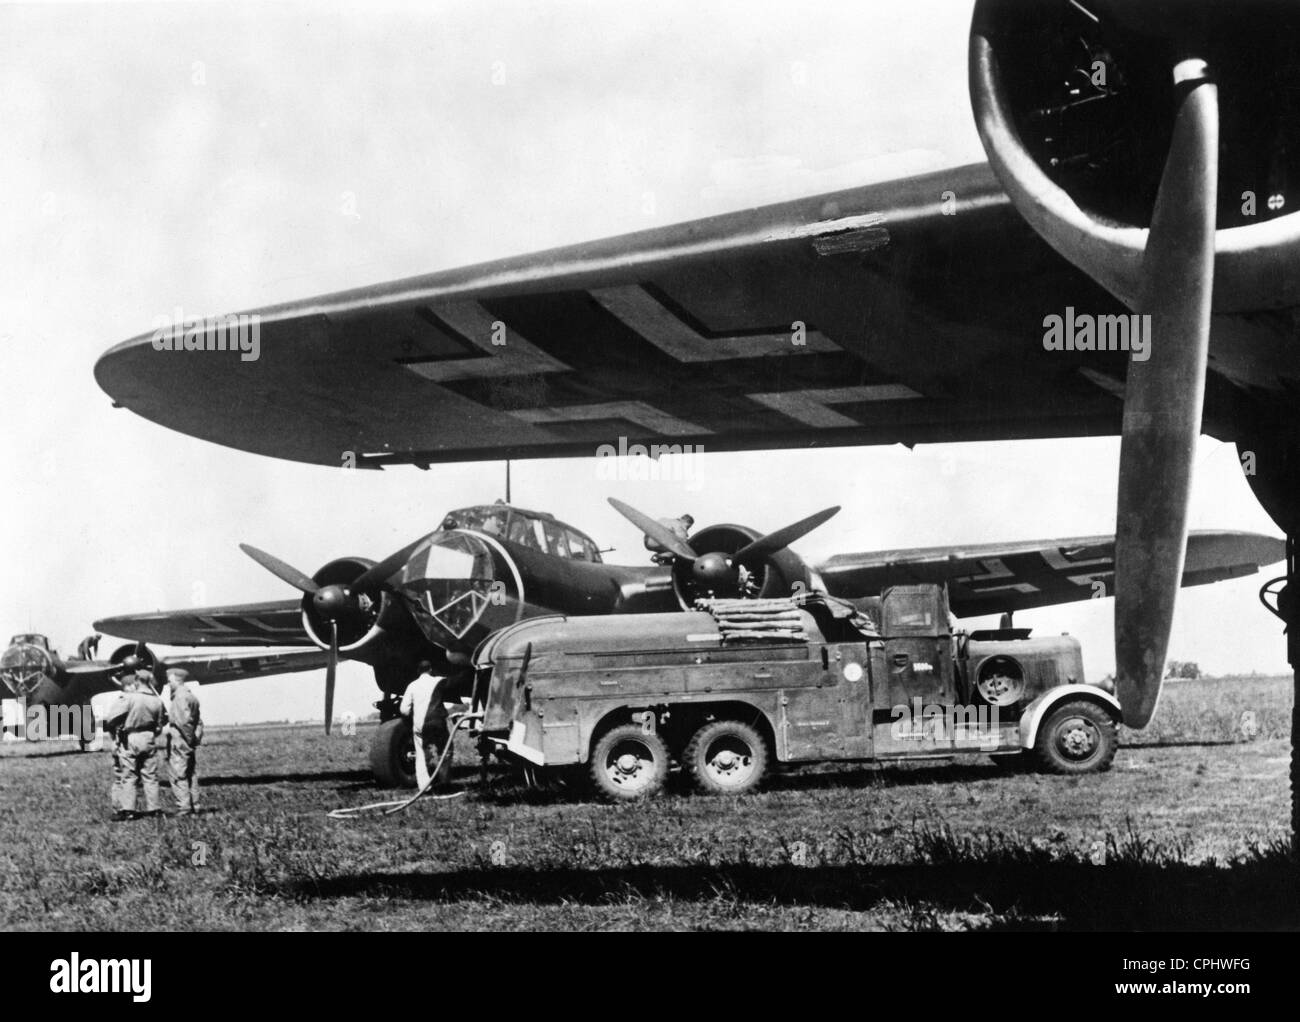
[
  {"x1": 92, "y1": 498, "x2": 1283, "y2": 784},
  {"x1": 0, "y1": 633, "x2": 327, "y2": 747}
]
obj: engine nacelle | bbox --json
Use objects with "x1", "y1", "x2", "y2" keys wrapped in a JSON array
[
  {"x1": 672, "y1": 523, "x2": 817, "y2": 610},
  {"x1": 970, "y1": 0, "x2": 1300, "y2": 312},
  {"x1": 300, "y1": 556, "x2": 404, "y2": 663}
]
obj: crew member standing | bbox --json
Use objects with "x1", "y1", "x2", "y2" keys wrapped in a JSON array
[
  {"x1": 105, "y1": 658, "x2": 157, "y2": 820},
  {"x1": 164, "y1": 668, "x2": 203, "y2": 815},
  {"x1": 104, "y1": 681, "x2": 134, "y2": 822},
  {"x1": 106, "y1": 675, "x2": 167, "y2": 820},
  {"x1": 646, "y1": 514, "x2": 694, "y2": 564},
  {"x1": 399, "y1": 662, "x2": 452, "y2": 790}
]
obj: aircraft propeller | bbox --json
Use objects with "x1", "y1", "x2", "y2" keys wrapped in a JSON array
[
  {"x1": 969, "y1": 5, "x2": 1229, "y2": 730},
  {"x1": 324, "y1": 620, "x2": 338, "y2": 738},
  {"x1": 606, "y1": 499, "x2": 697, "y2": 560},
  {"x1": 1112, "y1": 56, "x2": 1218, "y2": 728},
  {"x1": 608, "y1": 498, "x2": 840, "y2": 600},
  {"x1": 238, "y1": 538, "x2": 425, "y2": 734}
]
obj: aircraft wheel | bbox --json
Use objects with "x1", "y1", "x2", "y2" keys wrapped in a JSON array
[
  {"x1": 588, "y1": 724, "x2": 668, "y2": 801},
  {"x1": 685, "y1": 719, "x2": 768, "y2": 795},
  {"x1": 1034, "y1": 701, "x2": 1117, "y2": 775},
  {"x1": 370, "y1": 718, "x2": 417, "y2": 788}
]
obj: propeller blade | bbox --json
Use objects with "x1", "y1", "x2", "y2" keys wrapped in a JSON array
[
  {"x1": 733, "y1": 506, "x2": 841, "y2": 564},
  {"x1": 353, "y1": 535, "x2": 430, "y2": 591},
  {"x1": 1114, "y1": 60, "x2": 1218, "y2": 728},
  {"x1": 324, "y1": 620, "x2": 338, "y2": 736},
  {"x1": 239, "y1": 543, "x2": 321, "y2": 595},
  {"x1": 607, "y1": 498, "x2": 697, "y2": 561}
]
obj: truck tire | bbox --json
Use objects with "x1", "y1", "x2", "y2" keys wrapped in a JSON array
[
  {"x1": 370, "y1": 718, "x2": 417, "y2": 788},
  {"x1": 684, "y1": 719, "x2": 768, "y2": 796},
  {"x1": 1033, "y1": 700, "x2": 1117, "y2": 774},
  {"x1": 589, "y1": 724, "x2": 669, "y2": 801}
]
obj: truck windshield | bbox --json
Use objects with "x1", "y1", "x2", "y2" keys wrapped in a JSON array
[{"x1": 885, "y1": 594, "x2": 937, "y2": 632}]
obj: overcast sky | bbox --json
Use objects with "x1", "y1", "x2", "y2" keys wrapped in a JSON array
[{"x1": 0, "y1": 0, "x2": 1287, "y2": 727}]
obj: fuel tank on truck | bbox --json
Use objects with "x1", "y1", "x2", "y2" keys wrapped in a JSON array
[{"x1": 474, "y1": 610, "x2": 831, "y2": 733}]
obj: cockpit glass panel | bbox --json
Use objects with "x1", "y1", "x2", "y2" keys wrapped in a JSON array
[
  {"x1": 543, "y1": 521, "x2": 569, "y2": 558},
  {"x1": 507, "y1": 514, "x2": 546, "y2": 552},
  {"x1": 564, "y1": 530, "x2": 598, "y2": 562},
  {"x1": 441, "y1": 506, "x2": 506, "y2": 537},
  {"x1": 9, "y1": 634, "x2": 49, "y2": 649},
  {"x1": 398, "y1": 533, "x2": 499, "y2": 640},
  {"x1": 0, "y1": 640, "x2": 53, "y2": 695}
]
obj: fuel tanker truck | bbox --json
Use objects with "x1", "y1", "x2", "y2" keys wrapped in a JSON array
[{"x1": 468, "y1": 583, "x2": 1121, "y2": 800}]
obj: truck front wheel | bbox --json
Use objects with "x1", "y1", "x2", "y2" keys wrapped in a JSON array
[
  {"x1": 685, "y1": 719, "x2": 768, "y2": 795},
  {"x1": 1033, "y1": 701, "x2": 1117, "y2": 774},
  {"x1": 589, "y1": 724, "x2": 669, "y2": 801}
]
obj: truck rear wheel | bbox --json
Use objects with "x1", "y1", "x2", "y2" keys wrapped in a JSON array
[
  {"x1": 589, "y1": 724, "x2": 668, "y2": 801},
  {"x1": 370, "y1": 718, "x2": 417, "y2": 789},
  {"x1": 1033, "y1": 700, "x2": 1117, "y2": 774},
  {"x1": 685, "y1": 719, "x2": 768, "y2": 795}
]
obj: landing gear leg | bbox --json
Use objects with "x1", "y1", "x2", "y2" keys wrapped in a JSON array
[
  {"x1": 1288, "y1": 538, "x2": 1298, "y2": 850},
  {"x1": 376, "y1": 694, "x2": 402, "y2": 723},
  {"x1": 1261, "y1": 535, "x2": 1300, "y2": 848}
]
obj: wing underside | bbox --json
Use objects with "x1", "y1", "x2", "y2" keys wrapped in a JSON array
[
  {"x1": 97, "y1": 164, "x2": 1192, "y2": 469},
  {"x1": 818, "y1": 530, "x2": 1285, "y2": 618},
  {"x1": 161, "y1": 649, "x2": 328, "y2": 686}
]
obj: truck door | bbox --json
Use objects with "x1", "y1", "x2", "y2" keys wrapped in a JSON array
[
  {"x1": 874, "y1": 585, "x2": 958, "y2": 753},
  {"x1": 780, "y1": 642, "x2": 872, "y2": 761}
]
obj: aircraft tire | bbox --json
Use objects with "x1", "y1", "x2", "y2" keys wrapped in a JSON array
[
  {"x1": 684, "y1": 719, "x2": 768, "y2": 795},
  {"x1": 1033, "y1": 700, "x2": 1117, "y2": 775},
  {"x1": 370, "y1": 717, "x2": 417, "y2": 788},
  {"x1": 588, "y1": 723, "x2": 668, "y2": 802}
]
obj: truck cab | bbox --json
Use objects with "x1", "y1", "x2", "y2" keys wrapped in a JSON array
[{"x1": 471, "y1": 583, "x2": 1123, "y2": 800}]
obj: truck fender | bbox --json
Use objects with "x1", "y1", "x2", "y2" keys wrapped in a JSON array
[{"x1": 1018, "y1": 685, "x2": 1123, "y2": 749}]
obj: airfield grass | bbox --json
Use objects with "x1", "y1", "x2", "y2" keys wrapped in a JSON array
[{"x1": 0, "y1": 675, "x2": 1294, "y2": 931}]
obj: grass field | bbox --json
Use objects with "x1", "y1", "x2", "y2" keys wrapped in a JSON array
[{"x1": 0, "y1": 675, "x2": 1294, "y2": 931}]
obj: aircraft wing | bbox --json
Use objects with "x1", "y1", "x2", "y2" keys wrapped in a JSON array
[
  {"x1": 818, "y1": 530, "x2": 1286, "y2": 619},
  {"x1": 96, "y1": 163, "x2": 1177, "y2": 468},
  {"x1": 158, "y1": 649, "x2": 327, "y2": 686},
  {"x1": 94, "y1": 600, "x2": 307, "y2": 648},
  {"x1": 59, "y1": 649, "x2": 325, "y2": 699}
]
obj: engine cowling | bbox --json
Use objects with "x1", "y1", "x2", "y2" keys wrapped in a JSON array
[
  {"x1": 672, "y1": 524, "x2": 817, "y2": 609},
  {"x1": 969, "y1": 0, "x2": 1300, "y2": 312},
  {"x1": 299, "y1": 556, "x2": 404, "y2": 663}
]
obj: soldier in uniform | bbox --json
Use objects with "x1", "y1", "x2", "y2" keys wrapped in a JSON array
[
  {"x1": 105, "y1": 657, "x2": 147, "y2": 820},
  {"x1": 104, "y1": 681, "x2": 134, "y2": 821},
  {"x1": 164, "y1": 668, "x2": 203, "y2": 814},
  {"x1": 105, "y1": 670, "x2": 167, "y2": 820},
  {"x1": 646, "y1": 514, "x2": 694, "y2": 564}
]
